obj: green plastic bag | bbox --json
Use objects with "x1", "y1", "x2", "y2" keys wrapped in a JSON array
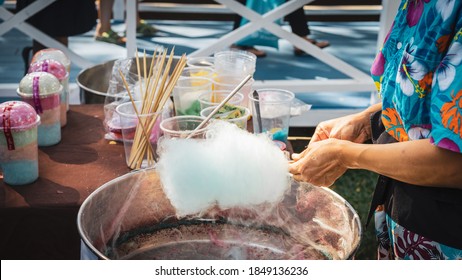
[{"x1": 235, "y1": 0, "x2": 285, "y2": 49}]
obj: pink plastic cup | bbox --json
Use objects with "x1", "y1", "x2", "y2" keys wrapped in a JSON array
[
  {"x1": 29, "y1": 59, "x2": 69, "y2": 127},
  {"x1": 0, "y1": 101, "x2": 41, "y2": 185},
  {"x1": 17, "y1": 72, "x2": 62, "y2": 146}
]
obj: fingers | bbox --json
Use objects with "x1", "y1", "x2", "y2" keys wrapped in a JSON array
[{"x1": 310, "y1": 125, "x2": 330, "y2": 145}]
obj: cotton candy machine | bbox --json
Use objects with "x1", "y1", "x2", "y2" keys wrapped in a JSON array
[{"x1": 77, "y1": 169, "x2": 362, "y2": 260}]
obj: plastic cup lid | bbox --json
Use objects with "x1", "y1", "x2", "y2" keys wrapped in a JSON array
[
  {"x1": 28, "y1": 59, "x2": 68, "y2": 81},
  {"x1": 17, "y1": 72, "x2": 63, "y2": 97},
  {"x1": 0, "y1": 100, "x2": 41, "y2": 131}
]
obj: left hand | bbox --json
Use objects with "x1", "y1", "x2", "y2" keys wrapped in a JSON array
[{"x1": 289, "y1": 138, "x2": 349, "y2": 187}]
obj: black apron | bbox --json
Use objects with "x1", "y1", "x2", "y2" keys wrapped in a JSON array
[{"x1": 366, "y1": 111, "x2": 462, "y2": 249}]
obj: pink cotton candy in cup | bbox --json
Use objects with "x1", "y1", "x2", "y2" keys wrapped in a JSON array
[
  {"x1": 28, "y1": 59, "x2": 68, "y2": 80},
  {"x1": 0, "y1": 101, "x2": 39, "y2": 131}
]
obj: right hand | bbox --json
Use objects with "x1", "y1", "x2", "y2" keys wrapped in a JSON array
[{"x1": 309, "y1": 111, "x2": 372, "y2": 145}]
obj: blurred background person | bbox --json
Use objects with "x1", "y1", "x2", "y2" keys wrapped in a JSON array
[{"x1": 94, "y1": 0, "x2": 158, "y2": 45}]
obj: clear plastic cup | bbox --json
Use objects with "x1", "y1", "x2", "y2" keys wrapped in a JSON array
[
  {"x1": 29, "y1": 59, "x2": 69, "y2": 127},
  {"x1": 249, "y1": 89, "x2": 295, "y2": 143},
  {"x1": 212, "y1": 75, "x2": 254, "y2": 109},
  {"x1": 180, "y1": 66, "x2": 215, "y2": 79},
  {"x1": 17, "y1": 72, "x2": 62, "y2": 146},
  {"x1": 116, "y1": 101, "x2": 162, "y2": 170},
  {"x1": 186, "y1": 56, "x2": 215, "y2": 68},
  {"x1": 198, "y1": 90, "x2": 244, "y2": 111},
  {"x1": 0, "y1": 101, "x2": 41, "y2": 185},
  {"x1": 159, "y1": 115, "x2": 208, "y2": 139},
  {"x1": 200, "y1": 105, "x2": 250, "y2": 130},
  {"x1": 172, "y1": 76, "x2": 212, "y2": 116},
  {"x1": 214, "y1": 50, "x2": 256, "y2": 77}
]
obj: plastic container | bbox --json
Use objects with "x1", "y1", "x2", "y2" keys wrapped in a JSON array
[
  {"x1": 200, "y1": 105, "x2": 250, "y2": 130},
  {"x1": 31, "y1": 48, "x2": 71, "y2": 111},
  {"x1": 17, "y1": 72, "x2": 62, "y2": 146},
  {"x1": 249, "y1": 89, "x2": 294, "y2": 143},
  {"x1": 0, "y1": 101, "x2": 41, "y2": 185},
  {"x1": 115, "y1": 101, "x2": 162, "y2": 169},
  {"x1": 29, "y1": 59, "x2": 69, "y2": 127}
]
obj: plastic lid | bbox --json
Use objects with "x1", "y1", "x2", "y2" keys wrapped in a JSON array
[
  {"x1": 18, "y1": 72, "x2": 62, "y2": 97},
  {"x1": 31, "y1": 48, "x2": 70, "y2": 70},
  {"x1": 0, "y1": 100, "x2": 40, "y2": 131},
  {"x1": 28, "y1": 59, "x2": 68, "y2": 80}
]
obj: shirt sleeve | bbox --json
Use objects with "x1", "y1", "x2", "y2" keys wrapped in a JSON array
[{"x1": 430, "y1": 12, "x2": 462, "y2": 153}]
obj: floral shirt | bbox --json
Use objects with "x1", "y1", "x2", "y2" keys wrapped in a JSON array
[{"x1": 371, "y1": 0, "x2": 462, "y2": 153}]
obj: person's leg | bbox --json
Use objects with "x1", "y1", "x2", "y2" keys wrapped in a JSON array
[
  {"x1": 285, "y1": 6, "x2": 329, "y2": 55},
  {"x1": 285, "y1": 7, "x2": 310, "y2": 37},
  {"x1": 230, "y1": 0, "x2": 267, "y2": 58},
  {"x1": 95, "y1": 0, "x2": 114, "y2": 36},
  {"x1": 95, "y1": 0, "x2": 126, "y2": 44},
  {"x1": 135, "y1": 1, "x2": 157, "y2": 37}
]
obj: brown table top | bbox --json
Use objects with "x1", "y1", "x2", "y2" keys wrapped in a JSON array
[
  {"x1": 0, "y1": 104, "x2": 130, "y2": 209},
  {"x1": 0, "y1": 104, "x2": 130, "y2": 259}
]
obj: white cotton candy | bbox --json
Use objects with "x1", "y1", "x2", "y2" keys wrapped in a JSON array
[{"x1": 156, "y1": 121, "x2": 290, "y2": 217}]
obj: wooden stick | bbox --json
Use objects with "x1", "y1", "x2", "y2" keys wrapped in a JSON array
[
  {"x1": 118, "y1": 70, "x2": 155, "y2": 167},
  {"x1": 121, "y1": 48, "x2": 187, "y2": 169}
]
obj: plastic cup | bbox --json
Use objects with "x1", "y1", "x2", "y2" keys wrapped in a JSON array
[
  {"x1": 212, "y1": 75, "x2": 254, "y2": 109},
  {"x1": 17, "y1": 72, "x2": 62, "y2": 146},
  {"x1": 159, "y1": 115, "x2": 208, "y2": 139},
  {"x1": 180, "y1": 66, "x2": 215, "y2": 79},
  {"x1": 214, "y1": 50, "x2": 256, "y2": 77},
  {"x1": 0, "y1": 101, "x2": 41, "y2": 185},
  {"x1": 116, "y1": 101, "x2": 162, "y2": 170},
  {"x1": 198, "y1": 90, "x2": 244, "y2": 111},
  {"x1": 249, "y1": 89, "x2": 295, "y2": 143},
  {"x1": 200, "y1": 105, "x2": 250, "y2": 130},
  {"x1": 29, "y1": 59, "x2": 69, "y2": 127},
  {"x1": 31, "y1": 48, "x2": 71, "y2": 112},
  {"x1": 172, "y1": 77, "x2": 212, "y2": 116},
  {"x1": 186, "y1": 56, "x2": 215, "y2": 68}
]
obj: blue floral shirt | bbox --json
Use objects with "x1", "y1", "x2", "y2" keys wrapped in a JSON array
[{"x1": 371, "y1": 0, "x2": 462, "y2": 153}]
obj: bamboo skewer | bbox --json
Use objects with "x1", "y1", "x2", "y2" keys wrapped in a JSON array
[{"x1": 119, "y1": 48, "x2": 187, "y2": 169}]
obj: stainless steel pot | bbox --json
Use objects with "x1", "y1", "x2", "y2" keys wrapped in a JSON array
[
  {"x1": 78, "y1": 169, "x2": 362, "y2": 260},
  {"x1": 76, "y1": 56, "x2": 181, "y2": 104}
]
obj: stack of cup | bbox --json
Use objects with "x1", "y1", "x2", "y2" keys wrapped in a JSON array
[
  {"x1": 186, "y1": 56, "x2": 215, "y2": 68},
  {"x1": 0, "y1": 101, "x2": 41, "y2": 185},
  {"x1": 213, "y1": 50, "x2": 256, "y2": 109},
  {"x1": 28, "y1": 59, "x2": 68, "y2": 127},
  {"x1": 180, "y1": 66, "x2": 214, "y2": 80},
  {"x1": 17, "y1": 72, "x2": 62, "y2": 146},
  {"x1": 31, "y1": 49, "x2": 71, "y2": 112}
]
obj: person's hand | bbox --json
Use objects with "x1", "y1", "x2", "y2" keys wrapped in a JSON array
[
  {"x1": 310, "y1": 111, "x2": 372, "y2": 144},
  {"x1": 289, "y1": 139, "x2": 349, "y2": 187}
]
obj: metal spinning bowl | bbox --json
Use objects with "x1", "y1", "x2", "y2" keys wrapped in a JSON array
[
  {"x1": 76, "y1": 56, "x2": 180, "y2": 104},
  {"x1": 77, "y1": 169, "x2": 362, "y2": 260}
]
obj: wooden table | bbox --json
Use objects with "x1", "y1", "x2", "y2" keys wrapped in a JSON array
[{"x1": 0, "y1": 104, "x2": 129, "y2": 259}]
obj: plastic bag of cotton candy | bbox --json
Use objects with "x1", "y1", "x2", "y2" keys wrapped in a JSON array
[{"x1": 156, "y1": 121, "x2": 291, "y2": 217}]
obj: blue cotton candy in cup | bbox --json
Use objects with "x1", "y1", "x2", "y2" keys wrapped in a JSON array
[{"x1": 156, "y1": 121, "x2": 290, "y2": 217}]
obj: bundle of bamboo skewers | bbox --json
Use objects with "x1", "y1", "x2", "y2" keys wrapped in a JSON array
[{"x1": 119, "y1": 48, "x2": 187, "y2": 170}]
